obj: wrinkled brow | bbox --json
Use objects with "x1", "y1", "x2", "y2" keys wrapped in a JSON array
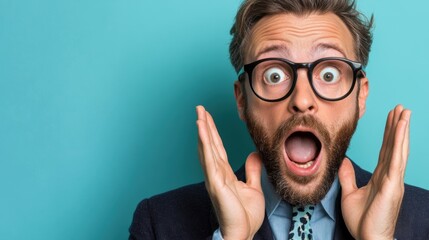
[
  {"x1": 312, "y1": 43, "x2": 347, "y2": 58},
  {"x1": 255, "y1": 44, "x2": 290, "y2": 59}
]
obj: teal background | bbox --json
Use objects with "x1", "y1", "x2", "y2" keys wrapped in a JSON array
[{"x1": 1, "y1": 0, "x2": 428, "y2": 239}]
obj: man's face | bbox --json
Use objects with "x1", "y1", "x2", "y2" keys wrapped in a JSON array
[{"x1": 235, "y1": 13, "x2": 369, "y2": 205}]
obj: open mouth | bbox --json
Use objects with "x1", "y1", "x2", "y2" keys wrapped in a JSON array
[{"x1": 284, "y1": 131, "x2": 322, "y2": 176}]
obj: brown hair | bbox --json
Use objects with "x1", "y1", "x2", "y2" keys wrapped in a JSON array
[{"x1": 229, "y1": 0, "x2": 373, "y2": 73}]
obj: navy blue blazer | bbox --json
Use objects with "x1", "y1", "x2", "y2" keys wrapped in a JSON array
[{"x1": 129, "y1": 162, "x2": 429, "y2": 239}]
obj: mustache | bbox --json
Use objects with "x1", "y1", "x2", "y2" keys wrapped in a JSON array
[
  {"x1": 273, "y1": 114, "x2": 331, "y2": 149},
  {"x1": 245, "y1": 112, "x2": 332, "y2": 156}
]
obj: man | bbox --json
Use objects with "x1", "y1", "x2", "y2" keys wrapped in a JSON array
[{"x1": 129, "y1": 0, "x2": 429, "y2": 239}]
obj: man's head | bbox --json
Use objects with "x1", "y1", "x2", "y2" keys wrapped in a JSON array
[
  {"x1": 230, "y1": 0, "x2": 372, "y2": 205},
  {"x1": 229, "y1": 0, "x2": 373, "y2": 73}
]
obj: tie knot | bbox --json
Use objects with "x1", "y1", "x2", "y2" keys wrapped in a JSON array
[{"x1": 292, "y1": 205, "x2": 315, "y2": 219}]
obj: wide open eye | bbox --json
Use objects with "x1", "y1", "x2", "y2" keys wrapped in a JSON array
[
  {"x1": 319, "y1": 66, "x2": 340, "y2": 83},
  {"x1": 263, "y1": 67, "x2": 287, "y2": 85}
]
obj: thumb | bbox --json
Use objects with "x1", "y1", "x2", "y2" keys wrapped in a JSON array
[
  {"x1": 245, "y1": 152, "x2": 263, "y2": 191},
  {"x1": 339, "y1": 157, "x2": 357, "y2": 196}
]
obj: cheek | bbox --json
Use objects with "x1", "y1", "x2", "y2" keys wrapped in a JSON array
[
  {"x1": 247, "y1": 100, "x2": 290, "y2": 135},
  {"x1": 329, "y1": 105, "x2": 358, "y2": 132},
  {"x1": 244, "y1": 80, "x2": 290, "y2": 123},
  {"x1": 317, "y1": 99, "x2": 358, "y2": 128}
]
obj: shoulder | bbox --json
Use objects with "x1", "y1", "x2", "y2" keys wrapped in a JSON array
[
  {"x1": 351, "y1": 160, "x2": 429, "y2": 238},
  {"x1": 397, "y1": 184, "x2": 429, "y2": 238},
  {"x1": 129, "y1": 167, "x2": 247, "y2": 239},
  {"x1": 129, "y1": 181, "x2": 216, "y2": 239}
]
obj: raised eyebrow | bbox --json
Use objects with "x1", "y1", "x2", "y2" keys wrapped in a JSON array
[
  {"x1": 313, "y1": 43, "x2": 347, "y2": 58},
  {"x1": 255, "y1": 44, "x2": 290, "y2": 59}
]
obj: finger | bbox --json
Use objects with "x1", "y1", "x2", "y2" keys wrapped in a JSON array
[
  {"x1": 197, "y1": 105, "x2": 207, "y2": 121},
  {"x1": 206, "y1": 111, "x2": 228, "y2": 161},
  {"x1": 402, "y1": 110, "x2": 411, "y2": 161},
  {"x1": 385, "y1": 105, "x2": 404, "y2": 160},
  {"x1": 392, "y1": 105, "x2": 404, "y2": 126},
  {"x1": 197, "y1": 106, "x2": 221, "y2": 163},
  {"x1": 197, "y1": 106, "x2": 207, "y2": 154},
  {"x1": 196, "y1": 106, "x2": 207, "y2": 164},
  {"x1": 196, "y1": 106, "x2": 218, "y2": 179},
  {"x1": 387, "y1": 119, "x2": 406, "y2": 179},
  {"x1": 245, "y1": 152, "x2": 263, "y2": 191},
  {"x1": 203, "y1": 110, "x2": 225, "y2": 168},
  {"x1": 379, "y1": 109, "x2": 394, "y2": 161},
  {"x1": 389, "y1": 109, "x2": 411, "y2": 179},
  {"x1": 338, "y1": 158, "x2": 358, "y2": 197}
]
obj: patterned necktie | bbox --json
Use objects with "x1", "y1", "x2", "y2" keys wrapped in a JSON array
[{"x1": 288, "y1": 205, "x2": 315, "y2": 240}]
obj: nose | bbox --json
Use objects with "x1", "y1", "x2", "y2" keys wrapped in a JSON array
[{"x1": 287, "y1": 69, "x2": 317, "y2": 114}]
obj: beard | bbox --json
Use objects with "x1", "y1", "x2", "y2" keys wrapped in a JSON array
[{"x1": 244, "y1": 105, "x2": 359, "y2": 206}]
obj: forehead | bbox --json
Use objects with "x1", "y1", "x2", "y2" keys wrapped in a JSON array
[{"x1": 244, "y1": 13, "x2": 355, "y2": 63}]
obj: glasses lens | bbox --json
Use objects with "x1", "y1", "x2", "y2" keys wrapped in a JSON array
[
  {"x1": 252, "y1": 60, "x2": 294, "y2": 100},
  {"x1": 312, "y1": 59, "x2": 354, "y2": 99}
]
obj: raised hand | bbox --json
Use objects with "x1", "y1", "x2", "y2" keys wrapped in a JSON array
[
  {"x1": 196, "y1": 106, "x2": 265, "y2": 240},
  {"x1": 339, "y1": 105, "x2": 411, "y2": 239}
]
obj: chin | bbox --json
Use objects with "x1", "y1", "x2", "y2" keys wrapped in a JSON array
[{"x1": 274, "y1": 150, "x2": 336, "y2": 206}]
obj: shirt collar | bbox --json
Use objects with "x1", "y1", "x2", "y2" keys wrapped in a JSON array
[
  {"x1": 261, "y1": 166, "x2": 282, "y2": 219},
  {"x1": 261, "y1": 166, "x2": 340, "y2": 221}
]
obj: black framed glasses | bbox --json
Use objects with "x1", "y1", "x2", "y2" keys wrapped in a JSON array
[{"x1": 238, "y1": 57, "x2": 365, "y2": 102}]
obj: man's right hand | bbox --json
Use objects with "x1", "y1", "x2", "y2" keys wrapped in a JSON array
[{"x1": 196, "y1": 106, "x2": 265, "y2": 240}]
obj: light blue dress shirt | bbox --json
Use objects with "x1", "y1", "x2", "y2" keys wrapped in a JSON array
[{"x1": 213, "y1": 166, "x2": 340, "y2": 240}]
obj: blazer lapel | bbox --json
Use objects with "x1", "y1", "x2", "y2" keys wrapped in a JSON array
[{"x1": 253, "y1": 213, "x2": 274, "y2": 240}]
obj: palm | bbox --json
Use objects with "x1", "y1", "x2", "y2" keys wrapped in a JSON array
[
  {"x1": 214, "y1": 172, "x2": 265, "y2": 237},
  {"x1": 339, "y1": 105, "x2": 410, "y2": 239},
  {"x1": 196, "y1": 106, "x2": 265, "y2": 239}
]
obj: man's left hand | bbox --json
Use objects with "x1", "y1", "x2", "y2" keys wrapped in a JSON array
[{"x1": 339, "y1": 105, "x2": 411, "y2": 239}]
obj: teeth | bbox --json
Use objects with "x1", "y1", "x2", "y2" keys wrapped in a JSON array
[{"x1": 293, "y1": 161, "x2": 314, "y2": 169}]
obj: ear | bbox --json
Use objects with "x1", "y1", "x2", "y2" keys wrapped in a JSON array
[
  {"x1": 358, "y1": 77, "x2": 369, "y2": 119},
  {"x1": 234, "y1": 80, "x2": 246, "y2": 121}
]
